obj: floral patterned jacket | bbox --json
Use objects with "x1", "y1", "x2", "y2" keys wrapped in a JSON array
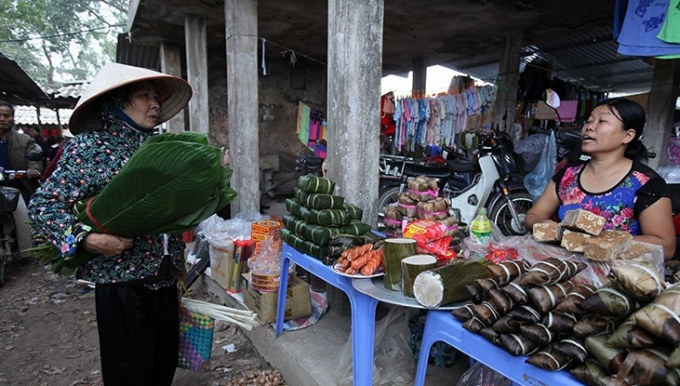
[{"x1": 28, "y1": 125, "x2": 185, "y2": 284}]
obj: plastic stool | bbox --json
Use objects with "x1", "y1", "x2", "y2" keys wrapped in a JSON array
[
  {"x1": 414, "y1": 310, "x2": 585, "y2": 386},
  {"x1": 275, "y1": 244, "x2": 379, "y2": 386}
]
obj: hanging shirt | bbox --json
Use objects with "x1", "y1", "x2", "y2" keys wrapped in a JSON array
[
  {"x1": 553, "y1": 162, "x2": 669, "y2": 235},
  {"x1": 616, "y1": 0, "x2": 680, "y2": 57}
]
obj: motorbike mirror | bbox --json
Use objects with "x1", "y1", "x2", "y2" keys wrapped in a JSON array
[
  {"x1": 544, "y1": 88, "x2": 561, "y2": 109},
  {"x1": 27, "y1": 151, "x2": 43, "y2": 162}
]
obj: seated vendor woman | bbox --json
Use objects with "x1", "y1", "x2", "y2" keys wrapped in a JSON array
[{"x1": 524, "y1": 98, "x2": 676, "y2": 260}]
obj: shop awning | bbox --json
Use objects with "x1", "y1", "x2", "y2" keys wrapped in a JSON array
[{"x1": 0, "y1": 52, "x2": 50, "y2": 105}]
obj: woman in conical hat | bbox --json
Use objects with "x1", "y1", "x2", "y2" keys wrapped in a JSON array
[{"x1": 29, "y1": 63, "x2": 192, "y2": 386}]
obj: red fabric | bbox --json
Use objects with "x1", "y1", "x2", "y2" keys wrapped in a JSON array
[
  {"x1": 674, "y1": 214, "x2": 680, "y2": 236},
  {"x1": 41, "y1": 147, "x2": 64, "y2": 182}
]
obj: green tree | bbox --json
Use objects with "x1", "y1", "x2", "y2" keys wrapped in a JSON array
[{"x1": 0, "y1": 0, "x2": 127, "y2": 85}]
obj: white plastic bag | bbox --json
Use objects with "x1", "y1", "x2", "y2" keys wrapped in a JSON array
[
  {"x1": 455, "y1": 362, "x2": 513, "y2": 386},
  {"x1": 523, "y1": 131, "x2": 557, "y2": 202},
  {"x1": 333, "y1": 306, "x2": 416, "y2": 386}
]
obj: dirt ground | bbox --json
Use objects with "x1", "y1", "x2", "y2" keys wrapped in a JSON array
[{"x1": 0, "y1": 258, "x2": 285, "y2": 386}]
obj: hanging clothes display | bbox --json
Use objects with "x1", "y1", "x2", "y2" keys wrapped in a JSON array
[
  {"x1": 297, "y1": 101, "x2": 328, "y2": 158},
  {"x1": 380, "y1": 91, "x2": 396, "y2": 135},
  {"x1": 392, "y1": 85, "x2": 496, "y2": 152},
  {"x1": 614, "y1": 0, "x2": 680, "y2": 58}
]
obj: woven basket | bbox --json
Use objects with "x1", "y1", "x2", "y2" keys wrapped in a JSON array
[{"x1": 178, "y1": 306, "x2": 214, "y2": 371}]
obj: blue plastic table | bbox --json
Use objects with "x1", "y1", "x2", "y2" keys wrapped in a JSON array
[
  {"x1": 414, "y1": 310, "x2": 585, "y2": 386},
  {"x1": 275, "y1": 243, "x2": 379, "y2": 386}
]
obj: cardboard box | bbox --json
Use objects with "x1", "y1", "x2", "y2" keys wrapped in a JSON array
[
  {"x1": 209, "y1": 243, "x2": 234, "y2": 290},
  {"x1": 242, "y1": 273, "x2": 312, "y2": 325}
]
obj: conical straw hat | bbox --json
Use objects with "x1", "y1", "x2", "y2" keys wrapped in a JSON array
[{"x1": 69, "y1": 63, "x2": 192, "y2": 134}]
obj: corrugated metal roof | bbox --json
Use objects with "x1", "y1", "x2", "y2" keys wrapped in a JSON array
[{"x1": 14, "y1": 105, "x2": 73, "y2": 126}]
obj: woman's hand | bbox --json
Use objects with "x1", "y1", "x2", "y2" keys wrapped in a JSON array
[
  {"x1": 27, "y1": 168, "x2": 41, "y2": 179},
  {"x1": 83, "y1": 233, "x2": 134, "y2": 257}
]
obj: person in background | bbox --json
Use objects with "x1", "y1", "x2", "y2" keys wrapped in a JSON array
[
  {"x1": 26, "y1": 126, "x2": 50, "y2": 162},
  {"x1": 28, "y1": 63, "x2": 192, "y2": 386},
  {"x1": 0, "y1": 101, "x2": 44, "y2": 262},
  {"x1": 41, "y1": 134, "x2": 71, "y2": 182},
  {"x1": 525, "y1": 98, "x2": 676, "y2": 260},
  {"x1": 0, "y1": 101, "x2": 43, "y2": 202},
  {"x1": 47, "y1": 135, "x2": 67, "y2": 164}
]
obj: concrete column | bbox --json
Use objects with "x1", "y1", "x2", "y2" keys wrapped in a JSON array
[
  {"x1": 492, "y1": 31, "x2": 522, "y2": 132},
  {"x1": 159, "y1": 42, "x2": 185, "y2": 133},
  {"x1": 185, "y1": 14, "x2": 209, "y2": 135},
  {"x1": 412, "y1": 56, "x2": 428, "y2": 95},
  {"x1": 225, "y1": 0, "x2": 259, "y2": 215},
  {"x1": 645, "y1": 59, "x2": 680, "y2": 170},
  {"x1": 327, "y1": 0, "x2": 384, "y2": 228}
]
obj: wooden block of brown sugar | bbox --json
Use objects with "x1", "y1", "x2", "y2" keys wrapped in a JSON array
[
  {"x1": 560, "y1": 229, "x2": 591, "y2": 252},
  {"x1": 532, "y1": 221, "x2": 562, "y2": 243},
  {"x1": 583, "y1": 230, "x2": 633, "y2": 262},
  {"x1": 561, "y1": 209, "x2": 606, "y2": 236}
]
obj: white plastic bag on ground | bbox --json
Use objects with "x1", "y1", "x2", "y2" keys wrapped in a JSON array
[{"x1": 333, "y1": 306, "x2": 417, "y2": 386}]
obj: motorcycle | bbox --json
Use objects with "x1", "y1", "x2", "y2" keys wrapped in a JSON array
[
  {"x1": 377, "y1": 131, "x2": 533, "y2": 236},
  {"x1": 0, "y1": 151, "x2": 43, "y2": 287}
]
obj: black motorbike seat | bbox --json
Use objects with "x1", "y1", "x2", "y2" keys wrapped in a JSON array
[
  {"x1": 447, "y1": 159, "x2": 481, "y2": 174},
  {"x1": 402, "y1": 163, "x2": 451, "y2": 179}
]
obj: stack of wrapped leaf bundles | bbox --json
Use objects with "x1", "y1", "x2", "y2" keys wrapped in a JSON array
[
  {"x1": 383, "y1": 175, "x2": 459, "y2": 247},
  {"x1": 450, "y1": 253, "x2": 680, "y2": 385},
  {"x1": 281, "y1": 175, "x2": 371, "y2": 264}
]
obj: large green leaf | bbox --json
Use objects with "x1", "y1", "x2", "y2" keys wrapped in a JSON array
[{"x1": 73, "y1": 133, "x2": 236, "y2": 238}]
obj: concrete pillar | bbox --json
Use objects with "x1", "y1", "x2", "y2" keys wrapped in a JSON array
[
  {"x1": 159, "y1": 42, "x2": 185, "y2": 133},
  {"x1": 225, "y1": 0, "x2": 259, "y2": 215},
  {"x1": 412, "y1": 56, "x2": 428, "y2": 95},
  {"x1": 492, "y1": 31, "x2": 522, "y2": 132},
  {"x1": 327, "y1": 0, "x2": 384, "y2": 228},
  {"x1": 645, "y1": 59, "x2": 680, "y2": 170},
  {"x1": 185, "y1": 14, "x2": 209, "y2": 135}
]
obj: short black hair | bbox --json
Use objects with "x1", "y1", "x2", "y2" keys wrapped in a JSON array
[{"x1": 0, "y1": 100, "x2": 15, "y2": 116}]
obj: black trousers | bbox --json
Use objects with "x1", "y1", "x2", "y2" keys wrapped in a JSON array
[{"x1": 95, "y1": 281, "x2": 179, "y2": 386}]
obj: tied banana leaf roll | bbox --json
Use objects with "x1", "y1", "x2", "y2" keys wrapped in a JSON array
[
  {"x1": 571, "y1": 360, "x2": 628, "y2": 386},
  {"x1": 280, "y1": 228, "x2": 330, "y2": 263},
  {"x1": 616, "y1": 347, "x2": 680, "y2": 386},
  {"x1": 462, "y1": 316, "x2": 487, "y2": 333},
  {"x1": 472, "y1": 302, "x2": 502, "y2": 326},
  {"x1": 508, "y1": 305, "x2": 544, "y2": 323},
  {"x1": 328, "y1": 234, "x2": 381, "y2": 259},
  {"x1": 609, "y1": 262, "x2": 666, "y2": 302},
  {"x1": 519, "y1": 258, "x2": 587, "y2": 286},
  {"x1": 501, "y1": 276, "x2": 531, "y2": 304},
  {"x1": 520, "y1": 323, "x2": 561, "y2": 346},
  {"x1": 581, "y1": 284, "x2": 639, "y2": 319},
  {"x1": 668, "y1": 346, "x2": 680, "y2": 369},
  {"x1": 413, "y1": 259, "x2": 493, "y2": 307},
  {"x1": 342, "y1": 202, "x2": 363, "y2": 221},
  {"x1": 585, "y1": 335, "x2": 627, "y2": 374},
  {"x1": 285, "y1": 198, "x2": 304, "y2": 217},
  {"x1": 451, "y1": 303, "x2": 476, "y2": 321},
  {"x1": 606, "y1": 321, "x2": 657, "y2": 349},
  {"x1": 573, "y1": 314, "x2": 617, "y2": 338},
  {"x1": 527, "y1": 280, "x2": 576, "y2": 313},
  {"x1": 293, "y1": 187, "x2": 345, "y2": 210},
  {"x1": 476, "y1": 277, "x2": 501, "y2": 292},
  {"x1": 588, "y1": 336, "x2": 627, "y2": 375},
  {"x1": 553, "y1": 338, "x2": 589, "y2": 363},
  {"x1": 343, "y1": 221, "x2": 371, "y2": 237},
  {"x1": 493, "y1": 314, "x2": 523, "y2": 334},
  {"x1": 486, "y1": 260, "x2": 530, "y2": 285},
  {"x1": 480, "y1": 326, "x2": 502, "y2": 345},
  {"x1": 629, "y1": 285, "x2": 680, "y2": 345},
  {"x1": 542, "y1": 312, "x2": 578, "y2": 333},
  {"x1": 296, "y1": 174, "x2": 335, "y2": 194},
  {"x1": 282, "y1": 215, "x2": 369, "y2": 247},
  {"x1": 499, "y1": 333, "x2": 540, "y2": 356},
  {"x1": 41, "y1": 132, "x2": 237, "y2": 273},
  {"x1": 465, "y1": 282, "x2": 487, "y2": 304},
  {"x1": 526, "y1": 346, "x2": 573, "y2": 371},
  {"x1": 554, "y1": 283, "x2": 599, "y2": 315},
  {"x1": 487, "y1": 288, "x2": 515, "y2": 315}
]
